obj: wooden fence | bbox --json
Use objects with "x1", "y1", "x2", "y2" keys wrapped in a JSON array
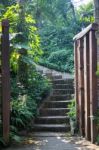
[
  {"x1": 74, "y1": 23, "x2": 98, "y2": 143},
  {"x1": 0, "y1": 20, "x2": 10, "y2": 145}
]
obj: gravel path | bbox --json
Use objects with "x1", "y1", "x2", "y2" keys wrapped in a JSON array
[{"x1": 6, "y1": 132, "x2": 99, "y2": 150}]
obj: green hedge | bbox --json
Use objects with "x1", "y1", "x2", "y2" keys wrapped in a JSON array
[{"x1": 39, "y1": 49, "x2": 74, "y2": 73}]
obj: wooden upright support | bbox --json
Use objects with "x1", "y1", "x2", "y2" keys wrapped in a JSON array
[
  {"x1": 74, "y1": 23, "x2": 98, "y2": 143},
  {"x1": 78, "y1": 39, "x2": 85, "y2": 136},
  {"x1": 74, "y1": 41, "x2": 79, "y2": 122},
  {"x1": 84, "y1": 35, "x2": 91, "y2": 140},
  {"x1": 1, "y1": 20, "x2": 10, "y2": 145},
  {"x1": 89, "y1": 30, "x2": 97, "y2": 143}
]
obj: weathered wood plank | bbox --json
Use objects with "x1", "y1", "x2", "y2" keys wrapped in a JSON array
[
  {"x1": 74, "y1": 41, "x2": 79, "y2": 124},
  {"x1": 84, "y1": 34, "x2": 91, "y2": 140},
  {"x1": 1, "y1": 20, "x2": 10, "y2": 145},
  {"x1": 89, "y1": 30, "x2": 97, "y2": 143},
  {"x1": 78, "y1": 39, "x2": 85, "y2": 136},
  {"x1": 73, "y1": 23, "x2": 98, "y2": 41}
]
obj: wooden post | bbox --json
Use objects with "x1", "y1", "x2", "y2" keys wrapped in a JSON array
[
  {"x1": 74, "y1": 41, "x2": 79, "y2": 123},
  {"x1": 84, "y1": 34, "x2": 91, "y2": 140},
  {"x1": 78, "y1": 39, "x2": 85, "y2": 136},
  {"x1": 89, "y1": 30, "x2": 97, "y2": 143},
  {"x1": 1, "y1": 20, "x2": 10, "y2": 145}
]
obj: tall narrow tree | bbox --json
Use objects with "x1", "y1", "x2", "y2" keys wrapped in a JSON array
[{"x1": 17, "y1": 0, "x2": 28, "y2": 86}]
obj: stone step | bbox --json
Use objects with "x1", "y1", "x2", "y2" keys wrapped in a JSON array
[
  {"x1": 39, "y1": 108, "x2": 70, "y2": 116},
  {"x1": 46, "y1": 72, "x2": 52, "y2": 78},
  {"x1": 43, "y1": 100, "x2": 72, "y2": 108},
  {"x1": 50, "y1": 95, "x2": 72, "y2": 101},
  {"x1": 52, "y1": 79, "x2": 74, "y2": 85},
  {"x1": 35, "y1": 116, "x2": 70, "y2": 124},
  {"x1": 33, "y1": 124, "x2": 70, "y2": 132},
  {"x1": 53, "y1": 89, "x2": 74, "y2": 95},
  {"x1": 53, "y1": 84, "x2": 74, "y2": 89},
  {"x1": 52, "y1": 75, "x2": 62, "y2": 80}
]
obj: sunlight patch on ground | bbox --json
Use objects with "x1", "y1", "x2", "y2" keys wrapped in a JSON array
[
  {"x1": 64, "y1": 136, "x2": 99, "y2": 150},
  {"x1": 56, "y1": 133, "x2": 99, "y2": 150},
  {"x1": 21, "y1": 137, "x2": 48, "y2": 147}
]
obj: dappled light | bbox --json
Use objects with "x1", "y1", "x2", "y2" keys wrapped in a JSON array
[
  {"x1": 0, "y1": 0, "x2": 99, "y2": 150},
  {"x1": 6, "y1": 133, "x2": 99, "y2": 150}
]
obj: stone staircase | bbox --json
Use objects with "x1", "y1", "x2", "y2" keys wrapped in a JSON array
[{"x1": 33, "y1": 74, "x2": 74, "y2": 132}]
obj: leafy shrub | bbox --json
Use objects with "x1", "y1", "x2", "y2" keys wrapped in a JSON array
[
  {"x1": 67, "y1": 99, "x2": 77, "y2": 135},
  {"x1": 0, "y1": 120, "x2": 4, "y2": 146},
  {"x1": 67, "y1": 99, "x2": 76, "y2": 120},
  {"x1": 11, "y1": 98, "x2": 34, "y2": 129},
  {"x1": 10, "y1": 66, "x2": 52, "y2": 132},
  {"x1": 39, "y1": 49, "x2": 74, "y2": 73},
  {"x1": 94, "y1": 109, "x2": 99, "y2": 131},
  {"x1": 96, "y1": 64, "x2": 99, "y2": 77},
  {"x1": 94, "y1": 110, "x2": 99, "y2": 144}
]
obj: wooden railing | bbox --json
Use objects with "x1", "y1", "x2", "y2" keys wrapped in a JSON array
[
  {"x1": 74, "y1": 23, "x2": 98, "y2": 143},
  {"x1": 0, "y1": 20, "x2": 10, "y2": 145}
]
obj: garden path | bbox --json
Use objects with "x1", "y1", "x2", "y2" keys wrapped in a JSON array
[
  {"x1": 6, "y1": 65, "x2": 99, "y2": 150},
  {"x1": 6, "y1": 132, "x2": 99, "y2": 150}
]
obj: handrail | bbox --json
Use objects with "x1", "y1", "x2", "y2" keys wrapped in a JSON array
[{"x1": 73, "y1": 23, "x2": 99, "y2": 41}]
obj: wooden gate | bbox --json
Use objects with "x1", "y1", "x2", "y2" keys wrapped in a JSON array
[
  {"x1": 74, "y1": 23, "x2": 98, "y2": 143},
  {"x1": 0, "y1": 20, "x2": 10, "y2": 145}
]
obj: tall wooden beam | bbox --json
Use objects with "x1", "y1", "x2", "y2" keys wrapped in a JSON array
[
  {"x1": 1, "y1": 20, "x2": 10, "y2": 145},
  {"x1": 78, "y1": 39, "x2": 85, "y2": 136},
  {"x1": 84, "y1": 34, "x2": 91, "y2": 140},
  {"x1": 89, "y1": 30, "x2": 97, "y2": 143},
  {"x1": 74, "y1": 41, "x2": 79, "y2": 124}
]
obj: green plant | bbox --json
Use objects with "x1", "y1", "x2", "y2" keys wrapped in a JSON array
[
  {"x1": 11, "y1": 99, "x2": 34, "y2": 129},
  {"x1": 0, "y1": 1, "x2": 51, "y2": 146},
  {"x1": 94, "y1": 109, "x2": 99, "y2": 131},
  {"x1": 91, "y1": 109, "x2": 99, "y2": 144},
  {"x1": 10, "y1": 125, "x2": 22, "y2": 143},
  {"x1": 96, "y1": 135, "x2": 99, "y2": 145},
  {"x1": 11, "y1": 70, "x2": 51, "y2": 129},
  {"x1": 0, "y1": 120, "x2": 5, "y2": 146},
  {"x1": 67, "y1": 99, "x2": 77, "y2": 135},
  {"x1": 67, "y1": 99, "x2": 76, "y2": 120},
  {"x1": 96, "y1": 64, "x2": 99, "y2": 76}
]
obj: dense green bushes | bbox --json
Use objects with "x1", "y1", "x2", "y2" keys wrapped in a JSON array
[
  {"x1": 38, "y1": 0, "x2": 93, "y2": 73},
  {"x1": 11, "y1": 67, "x2": 51, "y2": 131},
  {"x1": 39, "y1": 49, "x2": 74, "y2": 73},
  {"x1": 0, "y1": 67, "x2": 51, "y2": 145},
  {"x1": 0, "y1": 1, "x2": 52, "y2": 145},
  {"x1": 0, "y1": 0, "x2": 94, "y2": 145}
]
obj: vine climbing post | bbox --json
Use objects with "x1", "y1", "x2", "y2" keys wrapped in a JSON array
[{"x1": 1, "y1": 20, "x2": 10, "y2": 145}]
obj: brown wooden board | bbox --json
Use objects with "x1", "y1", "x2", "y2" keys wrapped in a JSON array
[
  {"x1": 1, "y1": 20, "x2": 10, "y2": 145},
  {"x1": 78, "y1": 39, "x2": 85, "y2": 136},
  {"x1": 74, "y1": 41, "x2": 79, "y2": 124},
  {"x1": 89, "y1": 30, "x2": 97, "y2": 143},
  {"x1": 84, "y1": 34, "x2": 91, "y2": 140},
  {"x1": 73, "y1": 23, "x2": 98, "y2": 40},
  {"x1": 74, "y1": 23, "x2": 98, "y2": 143}
]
